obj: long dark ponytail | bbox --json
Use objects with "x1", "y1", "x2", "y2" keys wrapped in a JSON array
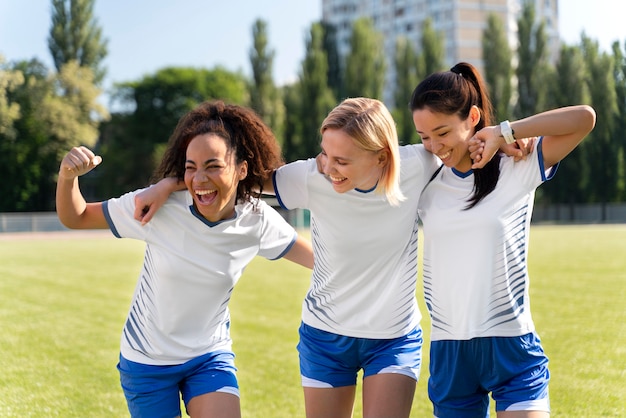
[{"x1": 409, "y1": 62, "x2": 500, "y2": 209}]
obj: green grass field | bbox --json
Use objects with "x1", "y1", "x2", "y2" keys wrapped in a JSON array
[{"x1": 0, "y1": 225, "x2": 624, "y2": 417}]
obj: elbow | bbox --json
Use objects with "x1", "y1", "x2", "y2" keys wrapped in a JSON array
[
  {"x1": 580, "y1": 105, "x2": 597, "y2": 133},
  {"x1": 57, "y1": 213, "x2": 80, "y2": 230}
]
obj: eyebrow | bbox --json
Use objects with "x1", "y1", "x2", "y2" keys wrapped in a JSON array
[
  {"x1": 417, "y1": 124, "x2": 449, "y2": 135},
  {"x1": 185, "y1": 158, "x2": 222, "y2": 165}
]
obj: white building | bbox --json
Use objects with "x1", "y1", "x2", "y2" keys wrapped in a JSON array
[{"x1": 321, "y1": 0, "x2": 559, "y2": 106}]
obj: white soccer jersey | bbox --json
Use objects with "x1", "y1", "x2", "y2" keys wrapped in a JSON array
[
  {"x1": 273, "y1": 145, "x2": 440, "y2": 339},
  {"x1": 418, "y1": 138, "x2": 556, "y2": 341},
  {"x1": 102, "y1": 190, "x2": 297, "y2": 365}
]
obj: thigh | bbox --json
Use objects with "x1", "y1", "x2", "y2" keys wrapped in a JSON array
[
  {"x1": 118, "y1": 356, "x2": 182, "y2": 418},
  {"x1": 362, "y1": 373, "x2": 416, "y2": 418},
  {"x1": 186, "y1": 392, "x2": 241, "y2": 418},
  {"x1": 303, "y1": 385, "x2": 356, "y2": 418}
]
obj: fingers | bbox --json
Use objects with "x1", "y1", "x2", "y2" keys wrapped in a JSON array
[
  {"x1": 139, "y1": 205, "x2": 157, "y2": 225},
  {"x1": 59, "y1": 146, "x2": 102, "y2": 179},
  {"x1": 468, "y1": 138, "x2": 484, "y2": 162}
]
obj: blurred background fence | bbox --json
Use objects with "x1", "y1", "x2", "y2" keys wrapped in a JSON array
[{"x1": 2, "y1": 203, "x2": 626, "y2": 233}]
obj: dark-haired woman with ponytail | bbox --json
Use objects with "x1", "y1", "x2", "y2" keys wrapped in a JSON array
[{"x1": 410, "y1": 62, "x2": 596, "y2": 418}]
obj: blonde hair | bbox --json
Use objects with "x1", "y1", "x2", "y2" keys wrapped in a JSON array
[{"x1": 320, "y1": 97, "x2": 405, "y2": 206}]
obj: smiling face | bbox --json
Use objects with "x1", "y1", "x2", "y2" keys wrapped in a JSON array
[
  {"x1": 184, "y1": 133, "x2": 247, "y2": 222},
  {"x1": 412, "y1": 106, "x2": 480, "y2": 172},
  {"x1": 319, "y1": 128, "x2": 386, "y2": 194}
]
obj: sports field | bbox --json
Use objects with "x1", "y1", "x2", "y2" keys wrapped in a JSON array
[{"x1": 0, "y1": 225, "x2": 624, "y2": 417}]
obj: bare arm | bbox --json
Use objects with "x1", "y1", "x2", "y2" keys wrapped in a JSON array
[
  {"x1": 56, "y1": 146, "x2": 108, "y2": 229},
  {"x1": 471, "y1": 105, "x2": 596, "y2": 169},
  {"x1": 133, "y1": 177, "x2": 185, "y2": 224},
  {"x1": 282, "y1": 235, "x2": 314, "y2": 269}
]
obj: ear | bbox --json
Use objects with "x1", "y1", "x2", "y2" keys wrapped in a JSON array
[
  {"x1": 469, "y1": 105, "x2": 481, "y2": 128},
  {"x1": 377, "y1": 148, "x2": 390, "y2": 167},
  {"x1": 238, "y1": 161, "x2": 248, "y2": 180}
]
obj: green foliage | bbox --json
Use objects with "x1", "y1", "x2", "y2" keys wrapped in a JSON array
[
  {"x1": 0, "y1": 56, "x2": 24, "y2": 139},
  {"x1": 515, "y1": 2, "x2": 550, "y2": 118},
  {"x1": 344, "y1": 18, "x2": 386, "y2": 99},
  {"x1": 418, "y1": 18, "x2": 445, "y2": 78},
  {"x1": 97, "y1": 66, "x2": 250, "y2": 197},
  {"x1": 321, "y1": 22, "x2": 343, "y2": 101},
  {"x1": 482, "y1": 13, "x2": 513, "y2": 121},
  {"x1": 581, "y1": 35, "x2": 619, "y2": 204},
  {"x1": 393, "y1": 37, "x2": 420, "y2": 144},
  {"x1": 1, "y1": 225, "x2": 624, "y2": 416},
  {"x1": 48, "y1": 0, "x2": 108, "y2": 84},
  {"x1": 249, "y1": 19, "x2": 285, "y2": 144},
  {"x1": 294, "y1": 22, "x2": 335, "y2": 160},
  {"x1": 540, "y1": 45, "x2": 590, "y2": 204}
]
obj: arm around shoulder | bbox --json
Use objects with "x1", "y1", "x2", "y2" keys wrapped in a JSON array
[{"x1": 283, "y1": 235, "x2": 314, "y2": 269}]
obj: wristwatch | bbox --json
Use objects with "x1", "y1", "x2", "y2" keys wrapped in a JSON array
[{"x1": 499, "y1": 120, "x2": 516, "y2": 144}]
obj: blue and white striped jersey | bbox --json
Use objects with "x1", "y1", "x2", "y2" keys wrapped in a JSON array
[
  {"x1": 274, "y1": 145, "x2": 439, "y2": 339},
  {"x1": 103, "y1": 190, "x2": 297, "y2": 365},
  {"x1": 418, "y1": 138, "x2": 557, "y2": 341}
]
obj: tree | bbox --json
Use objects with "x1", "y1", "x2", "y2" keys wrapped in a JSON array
[
  {"x1": 98, "y1": 66, "x2": 249, "y2": 197},
  {"x1": 581, "y1": 35, "x2": 619, "y2": 213},
  {"x1": 0, "y1": 56, "x2": 24, "y2": 140},
  {"x1": 538, "y1": 45, "x2": 590, "y2": 210},
  {"x1": 48, "y1": 0, "x2": 108, "y2": 85},
  {"x1": 393, "y1": 37, "x2": 419, "y2": 144},
  {"x1": 482, "y1": 13, "x2": 513, "y2": 121},
  {"x1": 515, "y1": 1, "x2": 550, "y2": 118},
  {"x1": 249, "y1": 19, "x2": 285, "y2": 143},
  {"x1": 0, "y1": 58, "x2": 106, "y2": 211},
  {"x1": 321, "y1": 22, "x2": 344, "y2": 101},
  {"x1": 344, "y1": 18, "x2": 386, "y2": 99},
  {"x1": 611, "y1": 40, "x2": 626, "y2": 201},
  {"x1": 293, "y1": 22, "x2": 336, "y2": 160},
  {"x1": 418, "y1": 18, "x2": 445, "y2": 78}
]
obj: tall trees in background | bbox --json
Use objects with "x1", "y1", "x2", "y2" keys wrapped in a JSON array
[
  {"x1": 10, "y1": 0, "x2": 111, "y2": 207},
  {"x1": 2, "y1": 1, "x2": 626, "y2": 211},
  {"x1": 482, "y1": 13, "x2": 513, "y2": 121},
  {"x1": 97, "y1": 67, "x2": 249, "y2": 197},
  {"x1": 515, "y1": 1, "x2": 550, "y2": 118},
  {"x1": 393, "y1": 37, "x2": 420, "y2": 144},
  {"x1": 287, "y1": 22, "x2": 336, "y2": 161},
  {"x1": 48, "y1": 0, "x2": 108, "y2": 85},
  {"x1": 418, "y1": 18, "x2": 445, "y2": 78},
  {"x1": 344, "y1": 18, "x2": 386, "y2": 99},
  {"x1": 580, "y1": 36, "x2": 619, "y2": 212},
  {"x1": 249, "y1": 19, "x2": 285, "y2": 144}
]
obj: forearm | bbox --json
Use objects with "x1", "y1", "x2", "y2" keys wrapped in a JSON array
[{"x1": 508, "y1": 105, "x2": 595, "y2": 139}]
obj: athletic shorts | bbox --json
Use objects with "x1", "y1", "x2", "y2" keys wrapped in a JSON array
[
  {"x1": 429, "y1": 332, "x2": 550, "y2": 418},
  {"x1": 297, "y1": 322, "x2": 422, "y2": 388},
  {"x1": 117, "y1": 350, "x2": 239, "y2": 418}
]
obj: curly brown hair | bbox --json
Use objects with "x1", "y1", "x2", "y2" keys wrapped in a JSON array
[{"x1": 152, "y1": 100, "x2": 284, "y2": 203}]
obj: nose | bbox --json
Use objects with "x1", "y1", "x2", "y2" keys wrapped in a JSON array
[
  {"x1": 193, "y1": 168, "x2": 209, "y2": 182},
  {"x1": 430, "y1": 139, "x2": 443, "y2": 154}
]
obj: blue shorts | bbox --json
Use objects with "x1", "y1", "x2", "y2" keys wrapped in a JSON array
[
  {"x1": 429, "y1": 333, "x2": 550, "y2": 418},
  {"x1": 118, "y1": 350, "x2": 238, "y2": 418},
  {"x1": 297, "y1": 322, "x2": 422, "y2": 388}
]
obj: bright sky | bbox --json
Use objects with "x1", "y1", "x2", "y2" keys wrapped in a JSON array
[{"x1": 0, "y1": 0, "x2": 623, "y2": 107}]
